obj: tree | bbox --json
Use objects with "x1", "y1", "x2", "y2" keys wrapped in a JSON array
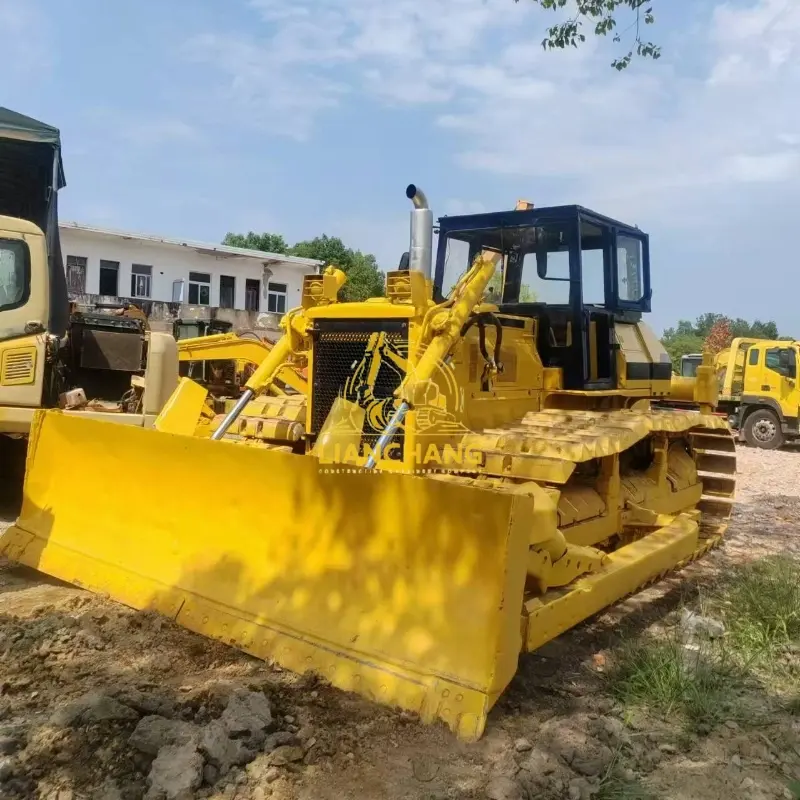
[
  {"x1": 521, "y1": 0, "x2": 661, "y2": 70},
  {"x1": 222, "y1": 232, "x2": 289, "y2": 254},
  {"x1": 661, "y1": 328, "x2": 705, "y2": 368},
  {"x1": 224, "y1": 231, "x2": 385, "y2": 302},
  {"x1": 486, "y1": 274, "x2": 537, "y2": 303},
  {"x1": 661, "y1": 313, "x2": 786, "y2": 368},
  {"x1": 704, "y1": 319, "x2": 733, "y2": 355},
  {"x1": 289, "y1": 235, "x2": 385, "y2": 302}
]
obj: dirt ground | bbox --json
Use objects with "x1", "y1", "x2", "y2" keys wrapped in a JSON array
[{"x1": 0, "y1": 445, "x2": 798, "y2": 800}]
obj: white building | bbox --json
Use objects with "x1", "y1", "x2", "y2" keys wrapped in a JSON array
[{"x1": 58, "y1": 222, "x2": 322, "y2": 315}]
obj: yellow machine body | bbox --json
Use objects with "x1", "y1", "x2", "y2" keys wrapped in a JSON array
[
  {"x1": 176, "y1": 332, "x2": 308, "y2": 398},
  {"x1": 2, "y1": 192, "x2": 737, "y2": 741},
  {"x1": 674, "y1": 337, "x2": 800, "y2": 449}
]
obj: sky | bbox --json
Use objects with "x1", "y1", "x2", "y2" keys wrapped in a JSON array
[{"x1": 1, "y1": 0, "x2": 798, "y2": 335}]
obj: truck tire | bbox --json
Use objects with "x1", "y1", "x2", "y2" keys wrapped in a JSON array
[{"x1": 743, "y1": 408, "x2": 784, "y2": 450}]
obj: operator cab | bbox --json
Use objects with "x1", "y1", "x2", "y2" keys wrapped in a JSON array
[
  {"x1": 680, "y1": 354, "x2": 702, "y2": 378},
  {"x1": 434, "y1": 205, "x2": 651, "y2": 391}
]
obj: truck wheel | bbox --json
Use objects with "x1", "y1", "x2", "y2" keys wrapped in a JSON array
[{"x1": 743, "y1": 409, "x2": 784, "y2": 450}]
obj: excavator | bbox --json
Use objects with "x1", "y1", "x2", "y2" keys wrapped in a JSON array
[
  {"x1": 175, "y1": 328, "x2": 308, "y2": 400},
  {"x1": 1, "y1": 185, "x2": 736, "y2": 742}
]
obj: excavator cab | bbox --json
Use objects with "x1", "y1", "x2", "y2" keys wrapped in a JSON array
[{"x1": 435, "y1": 205, "x2": 651, "y2": 391}]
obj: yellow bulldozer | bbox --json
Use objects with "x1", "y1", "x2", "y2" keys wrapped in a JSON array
[{"x1": 1, "y1": 185, "x2": 736, "y2": 742}]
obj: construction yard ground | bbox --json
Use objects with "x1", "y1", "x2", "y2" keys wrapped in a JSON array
[{"x1": 0, "y1": 445, "x2": 798, "y2": 800}]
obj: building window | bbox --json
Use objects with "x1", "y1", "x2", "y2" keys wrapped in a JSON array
[
  {"x1": 219, "y1": 275, "x2": 235, "y2": 309},
  {"x1": 245, "y1": 278, "x2": 260, "y2": 312},
  {"x1": 99, "y1": 260, "x2": 119, "y2": 295},
  {"x1": 131, "y1": 264, "x2": 152, "y2": 298},
  {"x1": 65, "y1": 255, "x2": 87, "y2": 294},
  {"x1": 267, "y1": 282, "x2": 287, "y2": 314},
  {"x1": 188, "y1": 272, "x2": 211, "y2": 305}
]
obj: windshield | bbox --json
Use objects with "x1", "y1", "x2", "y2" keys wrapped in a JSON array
[
  {"x1": 438, "y1": 219, "x2": 606, "y2": 306},
  {"x1": 0, "y1": 239, "x2": 28, "y2": 310},
  {"x1": 681, "y1": 357, "x2": 700, "y2": 377}
]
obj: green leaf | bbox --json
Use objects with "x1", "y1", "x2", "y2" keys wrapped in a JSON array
[{"x1": 528, "y1": 0, "x2": 662, "y2": 67}]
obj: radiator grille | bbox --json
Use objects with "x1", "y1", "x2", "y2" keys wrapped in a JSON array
[
  {"x1": 1, "y1": 347, "x2": 36, "y2": 386},
  {"x1": 311, "y1": 320, "x2": 408, "y2": 460}
]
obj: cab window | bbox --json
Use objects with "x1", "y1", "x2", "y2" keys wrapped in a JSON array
[
  {"x1": 748, "y1": 348, "x2": 759, "y2": 366},
  {"x1": 765, "y1": 347, "x2": 796, "y2": 379},
  {"x1": 0, "y1": 240, "x2": 29, "y2": 311},
  {"x1": 616, "y1": 235, "x2": 644, "y2": 303}
]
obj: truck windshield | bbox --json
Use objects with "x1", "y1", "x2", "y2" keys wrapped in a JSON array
[
  {"x1": 681, "y1": 357, "x2": 700, "y2": 377},
  {"x1": 0, "y1": 239, "x2": 28, "y2": 310}
]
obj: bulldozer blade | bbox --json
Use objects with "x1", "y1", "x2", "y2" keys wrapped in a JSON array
[{"x1": 1, "y1": 410, "x2": 533, "y2": 741}]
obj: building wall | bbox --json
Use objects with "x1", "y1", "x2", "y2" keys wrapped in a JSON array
[{"x1": 59, "y1": 227, "x2": 316, "y2": 313}]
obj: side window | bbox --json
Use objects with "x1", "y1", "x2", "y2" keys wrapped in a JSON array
[
  {"x1": 519, "y1": 252, "x2": 570, "y2": 304},
  {"x1": 765, "y1": 347, "x2": 796, "y2": 379},
  {"x1": 748, "y1": 348, "x2": 759, "y2": 366},
  {"x1": 616, "y1": 235, "x2": 644, "y2": 302},
  {"x1": 0, "y1": 240, "x2": 29, "y2": 311},
  {"x1": 765, "y1": 348, "x2": 780, "y2": 371}
]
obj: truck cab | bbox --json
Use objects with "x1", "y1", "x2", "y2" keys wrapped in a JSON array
[
  {"x1": 727, "y1": 339, "x2": 800, "y2": 449},
  {"x1": 0, "y1": 107, "x2": 177, "y2": 435}
]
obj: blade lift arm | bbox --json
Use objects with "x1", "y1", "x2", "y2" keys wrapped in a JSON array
[
  {"x1": 211, "y1": 310, "x2": 308, "y2": 440},
  {"x1": 364, "y1": 249, "x2": 501, "y2": 468}
]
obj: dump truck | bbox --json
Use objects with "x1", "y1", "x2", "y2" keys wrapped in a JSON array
[
  {"x1": 2, "y1": 185, "x2": 736, "y2": 742},
  {"x1": 676, "y1": 338, "x2": 799, "y2": 449},
  {"x1": 711, "y1": 337, "x2": 800, "y2": 449},
  {"x1": 0, "y1": 107, "x2": 179, "y2": 438}
]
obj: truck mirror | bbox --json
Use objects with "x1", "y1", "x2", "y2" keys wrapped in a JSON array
[{"x1": 536, "y1": 250, "x2": 547, "y2": 279}]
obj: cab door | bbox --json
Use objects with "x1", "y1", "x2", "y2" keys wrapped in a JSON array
[{"x1": 763, "y1": 345, "x2": 800, "y2": 419}]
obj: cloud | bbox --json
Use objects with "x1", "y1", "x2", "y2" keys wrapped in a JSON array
[
  {"x1": 118, "y1": 118, "x2": 202, "y2": 149},
  {"x1": 444, "y1": 199, "x2": 487, "y2": 216},
  {"x1": 0, "y1": 0, "x2": 52, "y2": 81},
  {"x1": 183, "y1": 0, "x2": 541, "y2": 136},
  {"x1": 183, "y1": 0, "x2": 799, "y2": 226},
  {"x1": 81, "y1": 109, "x2": 202, "y2": 150},
  {"x1": 182, "y1": 31, "x2": 349, "y2": 140},
  {"x1": 440, "y1": 0, "x2": 799, "y2": 212}
]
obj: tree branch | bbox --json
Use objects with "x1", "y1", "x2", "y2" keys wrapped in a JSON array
[{"x1": 517, "y1": 0, "x2": 661, "y2": 69}]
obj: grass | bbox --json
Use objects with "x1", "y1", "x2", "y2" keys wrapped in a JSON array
[
  {"x1": 595, "y1": 748, "x2": 655, "y2": 800},
  {"x1": 718, "y1": 555, "x2": 800, "y2": 666},
  {"x1": 608, "y1": 637, "x2": 742, "y2": 733},
  {"x1": 596, "y1": 777, "x2": 654, "y2": 800},
  {"x1": 785, "y1": 694, "x2": 800, "y2": 715},
  {"x1": 608, "y1": 554, "x2": 800, "y2": 733}
]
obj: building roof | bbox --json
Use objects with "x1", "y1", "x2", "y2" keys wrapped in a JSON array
[{"x1": 59, "y1": 220, "x2": 323, "y2": 270}]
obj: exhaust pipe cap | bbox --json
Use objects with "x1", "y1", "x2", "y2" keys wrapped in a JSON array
[{"x1": 406, "y1": 184, "x2": 418, "y2": 200}]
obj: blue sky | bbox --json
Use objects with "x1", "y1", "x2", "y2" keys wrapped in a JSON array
[{"x1": 2, "y1": 0, "x2": 798, "y2": 335}]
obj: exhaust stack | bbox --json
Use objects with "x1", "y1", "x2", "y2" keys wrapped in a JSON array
[{"x1": 406, "y1": 184, "x2": 433, "y2": 281}]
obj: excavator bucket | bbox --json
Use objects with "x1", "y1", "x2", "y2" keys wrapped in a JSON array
[{"x1": 1, "y1": 410, "x2": 534, "y2": 741}]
